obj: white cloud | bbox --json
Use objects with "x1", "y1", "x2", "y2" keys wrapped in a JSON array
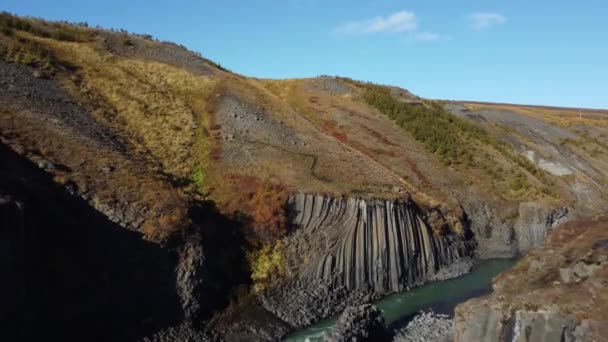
[
  {"x1": 468, "y1": 12, "x2": 507, "y2": 30},
  {"x1": 411, "y1": 31, "x2": 441, "y2": 42},
  {"x1": 333, "y1": 11, "x2": 418, "y2": 35}
]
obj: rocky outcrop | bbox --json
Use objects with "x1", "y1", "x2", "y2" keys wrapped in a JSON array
[
  {"x1": 463, "y1": 201, "x2": 569, "y2": 258},
  {"x1": 514, "y1": 203, "x2": 568, "y2": 253},
  {"x1": 509, "y1": 310, "x2": 577, "y2": 342},
  {"x1": 260, "y1": 193, "x2": 473, "y2": 328},
  {"x1": 0, "y1": 143, "x2": 220, "y2": 342},
  {"x1": 140, "y1": 322, "x2": 219, "y2": 342},
  {"x1": 454, "y1": 304, "x2": 580, "y2": 342},
  {"x1": 260, "y1": 281, "x2": 377, "y2": 327},
  {"x1": 393, "y1": 311, "x2": 453, "y2": 342},
  {"x1": 285, "y1": 193, "x2": 474, "y2": 294},
  {"x1": 454, "y1": 219, "x2": 608, "y2": 342},
  {"x1": 462, "y1": 202, "x2": 518, "y2": 258},
  {"x1": 323, "y1": 304, "x2": 392, "y2": 342}
]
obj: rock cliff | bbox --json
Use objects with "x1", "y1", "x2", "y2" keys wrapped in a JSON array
[
  {"x1": 323, "y1": 304, "x2": 392, "y2": 342},
  {"x1": 454, "y1": 218, "x2": 608, "y2": 341},
  {"x1": 284, "y1": 193, "x2": 474, "y2": 294},
  {"x1": 463, "y1": 201, "x2": 570, "y2": 259},
  {"x1": 0, "y1": 143, "x2": 243, "y2": 342},
  {"x1": 260, "y1": 193, "x2": 474, "y2": 328}
]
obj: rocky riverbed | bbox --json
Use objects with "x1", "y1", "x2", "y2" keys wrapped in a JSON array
[
  {"x1": 284, "y1": 259, "x2": 516, "y2": 342},
  {"x1": 393, "y1": 311, "x2": 453, "y2": 342}
]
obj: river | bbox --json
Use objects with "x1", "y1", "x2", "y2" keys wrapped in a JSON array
[{"x1": 284, "y1": 258, "x2": 516, "y2": 342}]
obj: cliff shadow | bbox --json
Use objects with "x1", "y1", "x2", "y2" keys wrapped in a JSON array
[
  {"x1": 0, "y1": 144, "x2": 183, "y2": 342},
  {"x1": 187, "y1": 201, "x2": 253, "y2": 322}
]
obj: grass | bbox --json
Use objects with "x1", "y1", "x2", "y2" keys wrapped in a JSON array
[
  {"x1": 259, "y1": 77, "x2": 556, "y2": 201},
  {"x1": 0, "y1": 107, "x2": 190, "y2": 243},
  {"x1": 0, "y1": 37, "x2": 56, "y2": 70},
  {"x1": 361, "y1": 83, "x2": 550, "y2": 178},
  {"x1": 0, "y1": 11, "x2": 95, "y2": 43},
  {"x1": 35, "y1": 36, "x2": 219, "y2": 179},
  {"x1": 362, "y1": 84, "x2": 485, "y2": 166},
  {"x1": 465, "y1": 102, "x2": 608, "y2": 129}
]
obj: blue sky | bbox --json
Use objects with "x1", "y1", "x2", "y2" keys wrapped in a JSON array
[{"x1": 3, "y1": 1, "x2": 608, "y2": 108}]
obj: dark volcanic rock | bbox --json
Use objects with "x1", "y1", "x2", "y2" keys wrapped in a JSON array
[
  {"x1": 393, "y1": 311, "x2": 453, "y2": 342},
  {"x1": 0, "y1": 60, "x2": 126, "y2": 152},
  {"x1": 140, "y1": 322, "x2": 219, "y2": 342},
  {"x1": 217, "y1": 305, "x2": 292, "y2": 342},
  {"x1": 261, "y1": 193, "x2": 474, "y2": 329},
  {"x1": 323, "y1": 305, "x2": 392, "y2": 342},
  {"x1": 285, "y1": 193, "x2": 474, "y2": 294},
  {"x1": 98, "y1": 32, "x2": 216, "y2": 76},
  {"x1": 260, "y1": 281, "x2": 378, "y2": 328},
  {"x1": 0, "y1": 143, "x2": 220, "y2": 342},
  {"x1": 461, "y1": 201, "x2": 570, "y2": 258}
]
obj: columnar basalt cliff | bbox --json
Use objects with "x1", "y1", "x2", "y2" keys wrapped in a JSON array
[
  {"x1": 285, "y1": 193, "x2": 474, "y2": 293},
  {"x1": 260, "y1": 193, "x2": 474, "y2": 327}
]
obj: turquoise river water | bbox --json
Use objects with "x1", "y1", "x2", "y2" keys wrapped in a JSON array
[{"x1": 284, "y1": 259, "x2": 516, "y2": 342}]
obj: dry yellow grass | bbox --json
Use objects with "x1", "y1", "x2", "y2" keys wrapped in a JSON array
[
  {"x1": 0, "y1": 107, "x2": 190, "y2": 242},
  {"x1": 30, "y1": 34, "x2": 219, "y2": 179},
  {"x1": 465, "y1": 102, "x2": 608, "y2": 129}
]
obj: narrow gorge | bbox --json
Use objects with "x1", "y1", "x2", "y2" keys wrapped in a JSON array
[{"x1": 259, "y1": 193, "x2": 475, "y2": 328}]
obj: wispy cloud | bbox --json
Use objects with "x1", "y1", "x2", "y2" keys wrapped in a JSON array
[
  {"x1": 468, "y1": 12, "x2": 507, "y2": 30},
  {"x1": 333, "y1": 11, "x2": 418, "y2": 35},
  {"x1": 411, "y1": 31, "x2": 441, "y2": 42}
]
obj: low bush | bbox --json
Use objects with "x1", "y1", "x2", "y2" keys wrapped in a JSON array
[{"x1": 249, "y1": 241, "x2": 285, "y2": 293}]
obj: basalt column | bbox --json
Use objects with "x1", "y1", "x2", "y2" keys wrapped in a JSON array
[{"x1": 285, "y1": 193, "x2": 474, "y2": 294}]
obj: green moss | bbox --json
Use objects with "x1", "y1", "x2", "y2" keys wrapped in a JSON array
[{"x1": 192, "y1": 167, "x2": 206, "y2": 188}]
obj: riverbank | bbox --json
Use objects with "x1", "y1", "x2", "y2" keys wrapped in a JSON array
[{"x1": 285, "y1": 259, "x2": 516, "y2": 341}]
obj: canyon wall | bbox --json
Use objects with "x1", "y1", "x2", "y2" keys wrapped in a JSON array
[
  {"x1": 0, "y1": 143, "x2": 222, "y2": 342},
  {"x1": 463, "y1": 201, "x2": 569, "y2": 259},
  {"x1": 454, "y1": 219, "x2": 608, "y2": 342},
  {"x1": 261, "y1": 193, "x2": 474, "y2": 327},
  {"x1": 285, "y1": 193, "x2": 475, "y2": 294}
]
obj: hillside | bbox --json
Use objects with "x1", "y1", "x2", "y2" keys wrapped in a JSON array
[{"x1": 1, "y1": 13, "x2": 608, "y2": 341}]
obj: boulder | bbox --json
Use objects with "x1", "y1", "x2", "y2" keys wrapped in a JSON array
[
  {"x1": 393, "y1": 310, "x2": 453, "y2": 342},
  {"x1": 323, "y1": 305, "x2": 392, "y2": 342}
]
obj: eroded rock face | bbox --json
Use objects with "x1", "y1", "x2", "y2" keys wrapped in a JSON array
[
  {"x1": 462, "y1": 202, "x2": 518, "y2": 259},
  {"x1": 285, "y1": 193, "x2": 474, "y2": 294},
  {"x1": 514, "y1": 203, "x2": 568, "y2": 253},
  {"x1": 510, "y1": 310, "x2": 576, "y2": 342},
  {"x1": 323, "y1": 305, "x2": 392, "y2": 342},
  {"x1": 260, "y1": 193, "x2": 474, "y2": 328},
  {"x1": 454, "y1": 305, "x2": 579, "y2": 342},
  {"x1": 463, "y1": 201, "x2": 569, "y2": 258},
  {"x1": 453, "y1": 300, "x2": 511, "y2": 342},
  {"x1": 454, "y1": 219, "x2": 608, "y2": 342}
]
